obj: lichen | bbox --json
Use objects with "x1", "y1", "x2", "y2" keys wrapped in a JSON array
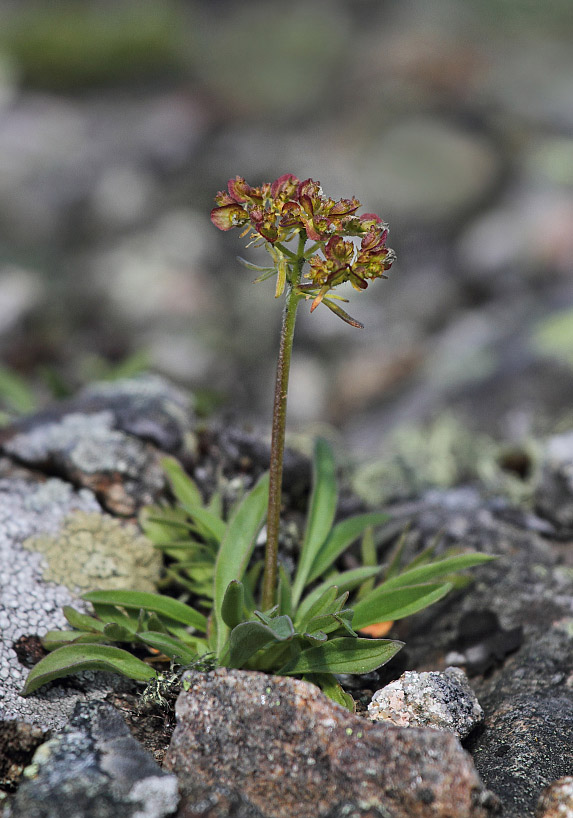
[{"x1": 22, "y1": 511, "x2": 162, "y2": 593}]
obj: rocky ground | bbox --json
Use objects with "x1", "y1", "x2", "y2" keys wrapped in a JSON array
[
  {"x1": 0, "y1": 1, "x2": 572, "y2": 816},
  {"x1": 0, "y1": 374, "x2": 571, "y2": 817}
]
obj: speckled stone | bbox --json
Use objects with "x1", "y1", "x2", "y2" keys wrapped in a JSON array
[
  {"x1": 165, "y1": 668, "x2": 499, "y2": 818},
  {"x1": 0, "y1": 475, "x2": 132, "y2": 730},
  {"x1": 7, "y1": 701, "x2": 179, "y2": 818},
  {"x1": 368, "y1": 667, "x2": 483, "y2": 740},
  {"x1": 22, "y1": 511, "x2": 162, "y2": 592},
  {"x1": 1, "y1": 410, "x2": 164, "y2": 516},
  {"x1": 536, "y1": 777, "x2": 573, "y2": 818}
]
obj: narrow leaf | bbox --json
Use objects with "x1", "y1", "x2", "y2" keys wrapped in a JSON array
[
  {"x1": 63, "y1": 606, "x2": 106, "y2": 633},
  {"x1": 278, "y1": 564, "x2": 292, "y2": 618},
  {"x1": 295, "y1": 566, "x2": 380, "y2": 625},
  {"x1": 292, "y1": 439, "x2": 338, "y2": 607},
  {"x1": 136, "y1": 632, "x2": 198, "y2": 664},
  {"x1": 226, "y1": 618, "x2": 293, "y2": 668},
  {"x1": 306, "y1": 512, "x2": 389, "y2": 584},
  {"x1": 83, "y1": 590, "x2": 207, "y2": 632},
  {"x1": 279, "y1": 637, "x2": 403, "y2": 676},
  {"x1": 322, "y1": 298, "x2": 364, "y2": 329},
  {"x1": 221, "y1": 580, "x2": 245, "y2": 630},
  {"x1": 381, "y1": 553, "x2": 496, "y2": 591},
  {"x1": 162, "y1": 457, "x2": 203, "y2": 508},
  {"x1": 214, "y1": 472, "x2": 269, "y2": 655},
  {"x1": 22, "y1": 644, "x2": 155, "y2": 696},
  {"x1": 42, "y1": 631, "x2": 111, "y2": 650},
  {"x1": 180, "y1": 503, "x2": 226, "y2": 543},
  {"x1": 352, "y1": 582, "x2": 453, "y2": 630},
  {"x1": 306, "y1": 673, "x2": 356, "y2": 711}
]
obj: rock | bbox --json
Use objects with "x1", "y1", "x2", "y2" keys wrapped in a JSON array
[
  {"x1": 536, "y1": 777, "x2": 573, "y2": 818},
  {"x1": 165, "y1": 668, "x2": 498, "y2": 818},
  {"x1": 368, "y1": 667, "x2": 483, "y2": 740},
  {"x1": 0, "y1": 374, "x2": 193, "y2": 515},
  {"x1": 0, "y1": 721, "x2": 45, "y2": 792},
  {"x1": 535, "y1": 431, "x2": 573, "y2": 530},
  {"x1": 6, "y1": 701, "x2": 179, "y2": 818}
]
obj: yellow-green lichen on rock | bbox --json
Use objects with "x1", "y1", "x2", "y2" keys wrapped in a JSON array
[{"x1": 22, "y1": 511, "x2": 162, "y2": 592}]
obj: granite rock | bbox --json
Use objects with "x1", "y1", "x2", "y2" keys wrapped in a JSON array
[
  {"x1": 165, "y1": 668, "x2": 498, "y2": 818},
  {"x1": 368, "y1": 667, "x2": 483, "y2": 740},
  {"x1": 536, "y1": 777, "x2": 573, "y2": 818},
  {"x1": 6, "y1": 701, "x2": 179, "y2": 818}
]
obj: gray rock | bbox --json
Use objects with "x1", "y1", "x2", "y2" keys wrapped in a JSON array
[
  {"x1": 535, "y1": 431, "x2": 573, "y2": 530},
  {"x1": 0, "y1": 471, "x2": 129, "y2": 730},
  {"x1": 0, "y1": 375, "x2": 193, "y2": 515},
  {"x1": 368, "y1": 667, "x2": 483, "y2": 740},
  {"x1": 165, "y1": 668, "x2": 498, "y2": 818},
  {"x1": 7, "y1": 701, "x2": 179, "y2": 818},
  {"x1": 536, "y1": 777, "x2": 573, "y2": 818}
]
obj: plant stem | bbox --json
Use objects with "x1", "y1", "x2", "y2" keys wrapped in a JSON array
[{"x1": 261, "y1": 256, "x2": 304, "y2": 611}]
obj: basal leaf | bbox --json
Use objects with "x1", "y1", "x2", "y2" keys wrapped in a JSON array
[
  {"x1": 352, "y1": 582, "x2": 453, "y2": 630},
  {"x1": 214, "y1": 471, "x2": 269, "y2": 655},
  {"x1": 279, "y1": 637, "x2": 403, "y2": 676},
  {"x1": 225, "y1": 617, "x2": 294, "y2": 668},
  {"x1": 221, "y1": 580, "x2": 245, "y2": 630},
  {"x1": 162, "y1": 456, "x2": 203, "y2": 509},
  {"x1": 306, "y1": 673, "x2": 356, "y2": 711},
  {"x1": 291, "y1": 438, "x2": 338, "y2": 608},
  {"x1": 381, "y1": 553, "x2": 496, "y2": 591},
  {"x1": 179, "y1": 504, "x2": 226, "y2": 544},
  {"x1": 136, "y1": 631, "x2": 199, "y2": 664},
  {"x1": 278, "y1": 564, "x2": 292, "y2": 618},
  {"x1": 42, "y1": 630, "x2": 111, "y2": 650},
  {"x1": 83, "y1": 590, "x2": 207, "y2": 632},
  {"x1": 22, "y1": 644, "x2": 155, "y2": 696},
  {"x1": 63, "y1": 606, "x2": 106, "y2": 633},
  {"x1": 306, "y1": 512, "x2": 389, "y2": 584},
  {"x1": 295, "y1": 566, "x2": 380, "y2": 625}
]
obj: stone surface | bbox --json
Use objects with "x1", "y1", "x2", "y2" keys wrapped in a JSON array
[
  {"x1": 0, "y1": 375, "x2": 194, "y2": 516},
  {"x1": 535, "y1": 432, "x2": 573, "y2": 531},
  {"x1": 22, "y1": 511, "x2": 162, "y2": 593},
  {"x1": 0, "y1": 721, "x2": 45, "y2": 792},
  {"x1": 0, "y1": 472, "x2": 133, "y2": 730},
  {"x1": 165, "y1": 668, "x2": 498, "y2": 818},
  {"x1": 368, "y1": 667, "x2": 483, "y2": 740},
  {"x1": 6, "y1": 701, "x2": 179, "y2": 818},
  {"x1": 536, "y1": 777, "x2": 573, "y2": 818}
]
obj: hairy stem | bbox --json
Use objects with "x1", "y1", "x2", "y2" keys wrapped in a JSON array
[{"x1": 261, "y1": 252, "x2": 304, "y2": 611}]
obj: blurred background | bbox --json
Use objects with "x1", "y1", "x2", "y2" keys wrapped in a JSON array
[{"x1": 1, "y1": 0, "x2": 573, "y2": 470}]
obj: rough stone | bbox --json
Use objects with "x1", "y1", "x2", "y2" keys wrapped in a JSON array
[
  {"x1": 0, "y1": 721, "x2": 45, "y2": 792},
  {"x1": 165, "y1": 668, "x2": 498, "y2": 818},
  {"x1": 535, "y1": 431, "x2": 573, "y2": 531},
  {"x1": 368, "y1": 667, "x2": 483, "y2": 740},
  {"x1": 22, "y1": 511, "x2": 162, "y2": 593},
  {"x1": 6, "y1": 701, "x2": 179, "y2": 818},
  {"x1": 0, "y1": 374, "x2": 194, "y2": 516},
  {"x1": 0, "y1": 473, "x2": 133, "y2": 730},
  {"x1": 536, "y1": 777, "x2": 573, "y2": 818}
]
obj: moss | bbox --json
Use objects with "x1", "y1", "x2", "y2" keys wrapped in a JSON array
[{"x1": 23, "y1": 511, "x2": 162, "y2": 592}]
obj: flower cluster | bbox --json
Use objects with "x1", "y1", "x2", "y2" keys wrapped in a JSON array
[{"x1": 211, "y1": 174, "x2": 395, "y2": 326}]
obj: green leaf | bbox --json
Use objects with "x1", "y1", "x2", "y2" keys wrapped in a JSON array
[
  {"x1": 42, "y1": 630, "x2": 111, "y2": 650},
  {"x1": 63, "y1": 606, "x2": 106, "y2": 633},
  {"x1": 356, "y1": 527, "x2": 377, "y2": 600},
  {"x1": 162, "y1": 457, "x2": 203, "y2": 509},
  {"x1": 306, "y1": 673, "x2": 356, "y2": 711},
  {"x1": 381, "y1": 553, "x2": 496, "y2": 591},
  {"x1": 180, "y1": 504, "x2": 226, "y2": 544},
  {"x1": 102, "y1": 623, "x2": 137, "y2": 642},
  {"x1": 136, "y1": 631, "x2": 198, "y2": 664},
  {"x1": 0, "y1": 366, "x2": 37, "y2": 413},
  {"x1": 352, "y1": 582, "x2": 453, "y2": 630},
  {"x1": 295, "y1": 566, "x2": 380, "y2": 625},
  {"x1": 214, "y1": 471, "x2": 269, "y2": 655},
  {"x1": 292, "y1": 439, "x2": 338, "y2": 607},
  {"x1": 279, "y1": 637, "x2": 403, "y2": 676},
  {"x1": 22, "y1": 644, "x2": 155, "y2": 696},
  {"x1": 306, "y1": 512, "x2": 389, "y2": 584},
  {"x1": 226, "y1": 617, "x2": 294, "y2": 668},
  {"x1": 83, "y1": 590, "x2": 207, "y2": 632},
  {"x1": 221, "y1": 580, "x2": 245, "y2": 630},
  {"x1": 277, "y1": 564, "x2": 292, "y2": 618}
]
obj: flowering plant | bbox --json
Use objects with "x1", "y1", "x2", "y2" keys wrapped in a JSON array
[{"x1": 23, "y1": 174, "x2": 493, "y2": 710}]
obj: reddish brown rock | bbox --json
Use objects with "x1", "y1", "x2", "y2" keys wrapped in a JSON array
[{"x1": 165, "y1": 668, "x2": 499, "y2": 818}]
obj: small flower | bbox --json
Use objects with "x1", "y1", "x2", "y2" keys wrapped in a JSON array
[{"x1": 210, "y1": 173, "x2": 395, "y2": 327}]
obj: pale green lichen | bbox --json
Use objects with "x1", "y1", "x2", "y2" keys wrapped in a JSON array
[
  {"x1": 22, "y1": 511, "x2": 162, "y2": 593},
  {"x1": 351, "y1": 414, "x2": 538, "y2": 507}
]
